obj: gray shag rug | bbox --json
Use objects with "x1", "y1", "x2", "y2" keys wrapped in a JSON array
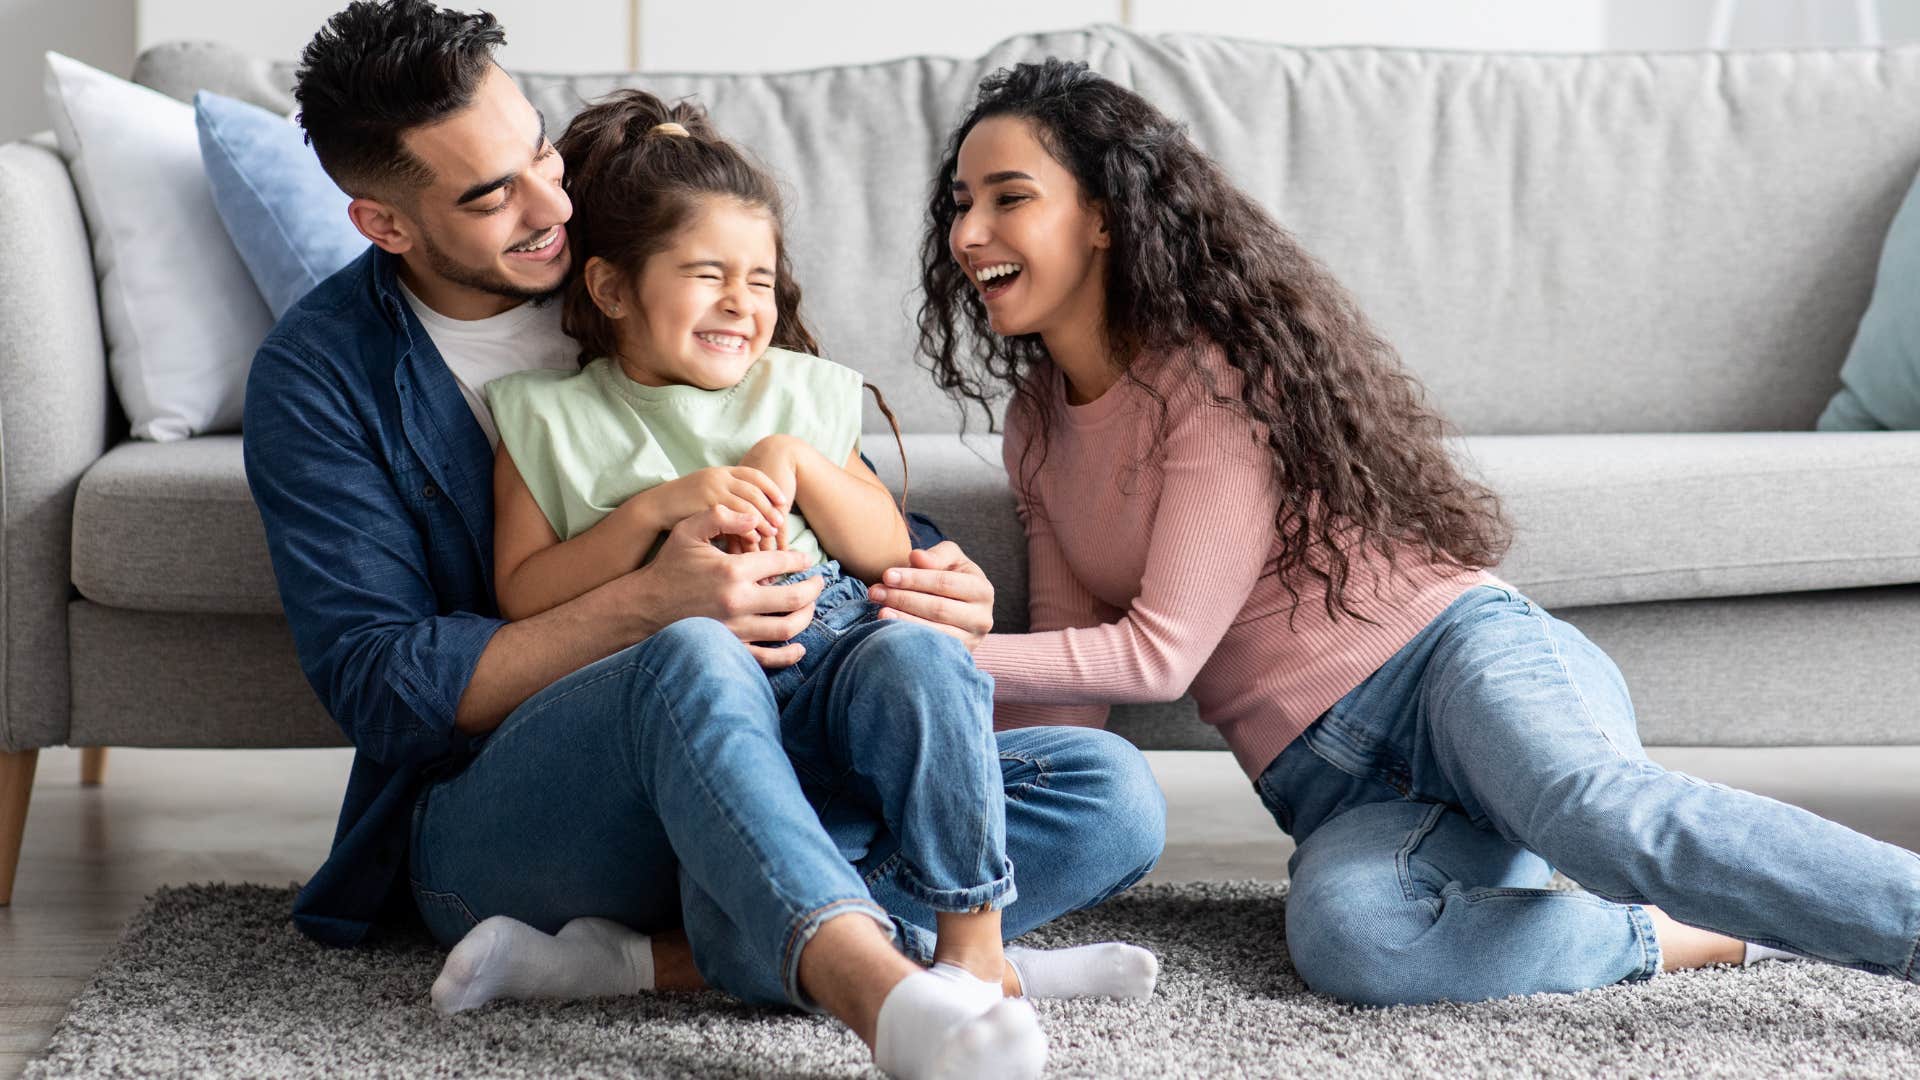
[{"x1": 26, "y1": 881, "x2": 1920, "y2": 1078}]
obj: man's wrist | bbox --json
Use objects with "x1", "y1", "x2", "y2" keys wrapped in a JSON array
[{"x1": 610, "y1": 563, "x2": 671, "y2": 642}]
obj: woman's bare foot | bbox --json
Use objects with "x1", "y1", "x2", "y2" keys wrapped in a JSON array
[{"x1": 1644, "y1": 906, "x2": 1745, "y2": 970}]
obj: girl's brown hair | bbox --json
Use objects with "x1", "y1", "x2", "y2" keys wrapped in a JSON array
[
  {"x1": 918, "y1": 60, "x2": 1510, "y2": 622},
  {"x1": 555, "y1": 90, "x2": 819, "y2": 362},
  {"x1": 555, "y1": 90, "x2": 913, "y2": 508}
]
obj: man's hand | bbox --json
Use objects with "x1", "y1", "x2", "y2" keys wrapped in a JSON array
[
  {"x1": 866, "y1": 541, "x2": 994, "y2": 650},
  {"x1": 639, "y1": 505, "x2": 823, "y2": 668}
]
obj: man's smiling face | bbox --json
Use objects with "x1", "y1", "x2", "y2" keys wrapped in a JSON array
[{"x1": 356, "y1": 64, "x2": 573, "y2": 318}]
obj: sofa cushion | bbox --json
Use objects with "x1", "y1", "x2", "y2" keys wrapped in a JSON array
[
  {"x1": 1819, "y1": 159, "x2": 1920, "y2": 431},
  {"x1": 1471, "y1": 432, "x2": 1920, "y2": 608},
  {"x1": 42, "y1": 54, "x2": 274, "y2": 442},
  {"x1": 72, "y1": 436, "x2": 281, "y2": 613},
  {"x1": 194, "y1": 90, "x2": 366, "y2": 319},
  {"x1": 71, "y1": 430, "x2": 1920, "y2": 617}
]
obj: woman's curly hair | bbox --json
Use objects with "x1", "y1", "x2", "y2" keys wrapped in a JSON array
[{"x1": 917, "y1": 59, "x2": 1509, "y2": 621}]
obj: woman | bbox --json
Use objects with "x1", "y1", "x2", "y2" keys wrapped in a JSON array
[{"x1": 903, "y1": 58, "x2": 1920, "y2": 1006}]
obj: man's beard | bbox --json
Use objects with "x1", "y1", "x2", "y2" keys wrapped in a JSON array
[{"x1": 418, "y1": 230, "x2": 564, "y2": 306}]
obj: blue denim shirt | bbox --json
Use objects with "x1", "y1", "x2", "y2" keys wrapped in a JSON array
[{"x1": 244, "y1": 247, "x2": 945, "y2": 947}]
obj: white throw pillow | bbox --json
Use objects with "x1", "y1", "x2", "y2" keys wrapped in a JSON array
[{"x1": 43, "y1": 53, "x2": 275, "y2": 442}]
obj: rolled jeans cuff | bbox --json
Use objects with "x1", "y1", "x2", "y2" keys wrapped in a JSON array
[
  {"x1": 1623, "y1": 904, "x2": 1662, "y2": 982},
  {"x1": 896, "y1": 857, "x2": 1018, "y2": 915},
  {"x1": 781, "y1": 897, "x2": 896, "y2": 1011}
]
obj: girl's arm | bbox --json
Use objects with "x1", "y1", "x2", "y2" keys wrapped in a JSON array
[
  {"x1": 741, "y1": 434, "x2": 910, "y2": 586},
  {"x1": 971, "y1": 399, "x2": 1280, "y2": 705},
  {"x1": 493, "y1": 444, "x2": 788, "y2": 621}
]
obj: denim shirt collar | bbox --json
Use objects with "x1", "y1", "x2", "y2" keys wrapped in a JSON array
[{"x1": 369, "y1": 250, "x2": 497, "y2": 587}]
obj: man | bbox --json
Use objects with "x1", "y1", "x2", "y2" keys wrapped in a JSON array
[{"x1": 243, "y1": 2, "x2": 1164, "y2": 1076}]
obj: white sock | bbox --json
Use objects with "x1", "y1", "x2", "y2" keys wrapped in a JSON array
[
  {"x1": 1743, "y1": 941, "x2": 1805, "y2": 966},
  {"x1": 874, "y1": 968, "x2": 1047, "y2": 1080},
  {"x1": 431, "y1": 915, "x2": 655, "y2": 1015},
  {"x1": 1005, "y1": 943, "x2": 1159, "y2": 1000}
]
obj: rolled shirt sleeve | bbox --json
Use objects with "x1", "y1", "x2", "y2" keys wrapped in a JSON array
[{"x1": 244, "y1": 338, "x2": 501, "y2": 769}]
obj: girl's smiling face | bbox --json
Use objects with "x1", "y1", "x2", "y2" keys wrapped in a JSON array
[
  {"x1": 590, "y1": 195, "x2": 780, "y2": 389},
  {"x1": 947, "y1": 115, "x2": 1109, "y2": 341}
]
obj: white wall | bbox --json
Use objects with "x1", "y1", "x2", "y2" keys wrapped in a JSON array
[
  {"x1": 136, "y1": 0, "x2": 632, "y2": 69},
  {"x1": 633, "y1": 0, "x2": 1121, "y2": 71},
  {"x1": 1132, "y1": 0, "x2": 1608, "y2": 51},
  {"x1": 1, "y1": 0, "x2": 136, "y2": 142},
  {"x1": 1608, "y1": 0, "x2": 1920, "y2": 49}
]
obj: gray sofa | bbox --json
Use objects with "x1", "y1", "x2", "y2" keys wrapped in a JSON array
[{"x1": 5, "y1": 26, "x2": 1920, "y2": 903}]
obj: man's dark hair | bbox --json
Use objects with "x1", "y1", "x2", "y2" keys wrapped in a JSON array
[{"x1": 294, "y1": 0, "x2": 506, "y2": 197}]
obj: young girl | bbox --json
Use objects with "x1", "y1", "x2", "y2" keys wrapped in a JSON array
[
  {"x1": 463, "y1": 89, "x2": 1152, "y2": 1078},
  {"x1": 916, "y1": 60, "x2": 1920, "y2": 1006}
]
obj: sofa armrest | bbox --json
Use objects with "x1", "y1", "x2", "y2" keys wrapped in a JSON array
[{"x1": 0, "y1": 135, "x2": 112, "y2": 752}]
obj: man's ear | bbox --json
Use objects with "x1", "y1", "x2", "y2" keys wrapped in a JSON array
[
  {"x1": 347, "y1": 196, "x2": 415, "y2": 256},
  {"x1": 583, "y1": 256, "x2": 630, "y2": 318}
]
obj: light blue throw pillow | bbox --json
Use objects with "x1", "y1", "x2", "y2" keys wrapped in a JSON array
[
  {"x1": 194, "y1": 91, "x2": 367, "y2": 319},
  {"x1": 1819, "y1": 164, "x2": 1920, "y2": 430}
]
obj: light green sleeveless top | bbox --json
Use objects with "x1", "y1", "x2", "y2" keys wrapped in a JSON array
[{"x1": 485, "y1": 347, "x2": 864, "y2": 567}]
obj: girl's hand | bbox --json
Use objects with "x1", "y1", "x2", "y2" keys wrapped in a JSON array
[
  {"x1": 736, "y1": 436, "x2": 806, "y2": 552},
  {"x1": 645, "y1": 466, "x2": 787, "y2": 550}
]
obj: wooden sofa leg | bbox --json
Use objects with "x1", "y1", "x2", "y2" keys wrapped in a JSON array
[
  {"x1": 0, "y1": 749, "x2": 37, "y2": 906},
  {"x1": 80, "y1": 747, "x2": 107, "y2": 787}
]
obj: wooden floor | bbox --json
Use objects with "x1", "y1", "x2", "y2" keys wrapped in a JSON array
[{"x1": 3, "y1": 744, "x2": 1917, "y2": 1077}]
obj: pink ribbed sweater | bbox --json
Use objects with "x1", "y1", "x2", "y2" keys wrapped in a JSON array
[{"x1": 972, "y1": 354, "x2": 1491, "y2": 779}]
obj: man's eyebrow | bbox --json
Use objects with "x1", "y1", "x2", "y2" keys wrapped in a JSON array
[
  {"x1": 454, "y1": 110, "x2": 549, "y2": 207},
  {"x1": 950, "y1": 170, "x2": 1036, "y2": 192}
]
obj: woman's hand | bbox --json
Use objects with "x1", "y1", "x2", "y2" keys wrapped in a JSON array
[
  {"x1": 643, "y1": 465, "x2": 787, "y2": 551},
  {"x1": 866, "y1": 541, "x2": 995, "y2": 650}
]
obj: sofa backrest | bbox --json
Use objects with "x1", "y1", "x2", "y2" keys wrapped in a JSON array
[{"x1": 133, "y1": 27, "x2": 1920, "y2": 436}]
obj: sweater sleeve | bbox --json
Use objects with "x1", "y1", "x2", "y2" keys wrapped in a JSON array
[
  {"x1": 973, "y1": 392, "x2": 1279, "y2": 706},
  {"x1": 991, "y1": 438, "x2": 1122, "y2": 729}
]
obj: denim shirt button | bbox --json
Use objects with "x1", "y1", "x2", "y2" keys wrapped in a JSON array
[{"x1": 422, "y1": 483, "x2": 439, "y2": 500}]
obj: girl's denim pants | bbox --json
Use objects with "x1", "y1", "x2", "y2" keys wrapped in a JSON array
[
  {"x1": 408, "y1": 564, "x2": 1165, "y2": 1008},
  {"x1": 1259, "y1": 584, "x2": 1920, "y2": 1005}
]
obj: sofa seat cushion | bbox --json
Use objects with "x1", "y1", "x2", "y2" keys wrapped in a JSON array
[
  {"x1": 1473, "y1": 432, "x2": 1920, "y2": 608},
  {"x1": 70, "y1": 430, "x2": 1920, "y2": 617},
  {"x1": 72, "y1": 435, "x2": 281, "y2": 613},
  {"x1": 888, "y1": 431, "x2": 1920, "y2": 616}
]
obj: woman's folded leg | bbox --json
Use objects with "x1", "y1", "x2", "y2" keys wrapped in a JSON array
[{"x1": 1284, "y1": 798, "x2": 1659, "y2": 1006}]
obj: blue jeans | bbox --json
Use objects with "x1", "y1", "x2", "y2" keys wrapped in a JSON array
[
  {"x1": 1259, "y1": 584, "x2": 1920, "y2": 1006},
  {"x1": 409, "y1": 616, "x2": 1164, "y2": 1008}
]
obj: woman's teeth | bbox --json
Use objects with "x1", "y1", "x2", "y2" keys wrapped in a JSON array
[
  {"x1": 978, "y1": 262, "x2": 1022, "y2": 283},
  {"x1": 509, "y1": 228, "x2": 558, "y2": 253},
  {"x1": 695, "y1": 332, "x2": 746, "y2": 351}
]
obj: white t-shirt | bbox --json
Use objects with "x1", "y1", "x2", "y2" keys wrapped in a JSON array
[{"x1": 397, "y1": 280, "x2": 578, "y2": 448}]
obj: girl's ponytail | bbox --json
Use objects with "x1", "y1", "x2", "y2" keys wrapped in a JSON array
[{"x1": 555, "y1": 90, "x2": 819, "y2": 363}]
